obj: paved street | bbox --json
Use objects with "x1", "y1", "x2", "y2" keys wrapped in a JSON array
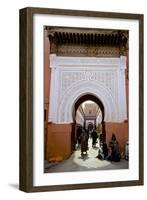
[{"x1": 45, "y1": 138, "x2": 128, "y2": 173}]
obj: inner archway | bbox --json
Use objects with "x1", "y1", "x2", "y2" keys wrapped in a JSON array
[{"x1": 73, "y1": 94, "x2": 104, "y2": 121}]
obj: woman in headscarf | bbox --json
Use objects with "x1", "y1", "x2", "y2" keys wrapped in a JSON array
[{"x1": 109, "y1": 133, "x2": 120, "y2": 161}]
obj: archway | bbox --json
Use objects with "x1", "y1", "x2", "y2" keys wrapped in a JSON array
[
  {"x1": 57, "y1": 80, "x2": 117, "y2": 123},
  {"x1": 71, "y1": 94, "x2": 106, "y2": 151},
  {"x1": 73, "y1": 93, "x2": 104, "y2": 122}
]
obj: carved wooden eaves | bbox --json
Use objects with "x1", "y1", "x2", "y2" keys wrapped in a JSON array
[{"x1": 46, "y1": 27, "x2": 128, "y2": 57}]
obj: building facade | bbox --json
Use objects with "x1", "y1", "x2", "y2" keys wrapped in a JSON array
[{"x1": 44, "y1": 27, "x2": 129, "y2": 162}]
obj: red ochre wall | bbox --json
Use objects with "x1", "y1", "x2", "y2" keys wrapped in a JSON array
[
  {"x1": 44, "y1": 30, "x2": 51, "y2": 160},
  {"x1": 105, "y1": 122, "x2": 128, "y2": 156},
  {"x1": 44, "y1": 31, "x2": 75, "y2": 162},
  {"x1": 46, "y1": 123, "x2": 74, "y2": 162},
  {"x1": 105, "y1": 53, "x2": 129, "y2": 156}
]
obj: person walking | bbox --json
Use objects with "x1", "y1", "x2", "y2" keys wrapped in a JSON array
[
  {"x1": 76, "y1": 126, "x2": 82, "y2": 148},
  {"x1": 81, "y1": 130, "x2": 88, "y2": 156}
]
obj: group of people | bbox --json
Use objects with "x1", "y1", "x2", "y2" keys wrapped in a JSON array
[
  {"x1": 76, "y1": 126, "x2": 100, "y2": 155},
  {"x1": 96, "y1": 134, "x2": 121, "y2": 162},
  {"x1": 76, "y1": 126, "x2": 128, "y2": 162}
]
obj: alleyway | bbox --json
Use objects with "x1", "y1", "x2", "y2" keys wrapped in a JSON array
[{"x1": 45, "y1": 138, "x2": 128, "y2": 173}]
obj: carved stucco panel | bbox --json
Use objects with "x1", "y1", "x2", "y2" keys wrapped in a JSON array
[{"x1": 49, "y1": 55, "x2": 127, "y2": 123}]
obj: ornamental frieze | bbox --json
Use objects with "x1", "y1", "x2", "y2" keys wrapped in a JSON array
[{"x1": 56, "y1": 45, "x2": 120, "y2": 57}]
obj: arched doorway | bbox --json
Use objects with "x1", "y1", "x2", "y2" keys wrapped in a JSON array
[
  {"x1": 73, "y1": 94, "x2": 104, "y2": 120},
  {"x1": 71, "y1": 94, "x2": 106, "y2": 151}
]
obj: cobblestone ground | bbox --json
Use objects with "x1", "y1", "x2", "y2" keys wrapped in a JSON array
[{"x1": 45, "y1": 138, "x2": 128, "y2": 173}]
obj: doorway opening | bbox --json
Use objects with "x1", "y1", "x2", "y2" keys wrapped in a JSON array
[{"x1": 71, "y1": 94, "x2": 106, "y2": 152}]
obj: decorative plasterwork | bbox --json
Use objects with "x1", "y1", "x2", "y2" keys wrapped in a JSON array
[
  {"x1": 47, "y1": 27, "x2": 128, "y2": 56},
  {"x1": 56, "y1": 45, "x2": 120, "y2": 57},
  {"x1": 50, "y1": 54, "x2": 124, "y2": 66},
  {"x1": 49, "y1": 55, "x2": 127, "y2": 123}
]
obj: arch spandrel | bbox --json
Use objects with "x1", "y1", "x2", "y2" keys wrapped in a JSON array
[{"x1": 58, "y1": 81, "x2": 116, "y2": 123}]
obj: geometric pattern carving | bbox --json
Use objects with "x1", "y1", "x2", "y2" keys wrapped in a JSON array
[
  {"x1": 49, "y1": 55, "x2": 127, "y2": 123},
  {"x1": 61, "y1": 71, "x2": 116, "y2": 94},
  {"x1": 57, "y1": 45, "x2": 120, "y2": 57}
]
